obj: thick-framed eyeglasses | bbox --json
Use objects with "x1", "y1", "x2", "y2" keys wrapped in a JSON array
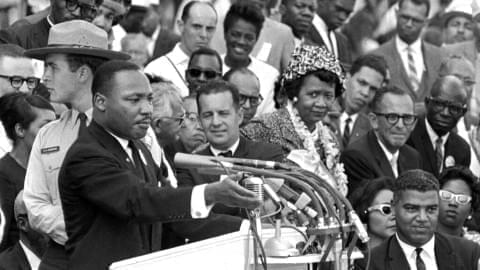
[
  {"x1": 239, "y1": 94, "x2": 263, "y2": 107},
  {"x1": 439, "y1": 190, "x2": 472, "y2": 205},
  {"x1": 186, "y1": 68, "x2": 221, "y2": 80},
  {"x1": 0, "y1": 75, "x2": 40, "y2": 90},
  {"x1": 374, "y1": 112, "x2": 417, "y2": 126},
  {"x1": 65, "y1": 0, "x2": 98, "y2": 19},
  {"x1": 366, "y1": 204, "x2": 392, "y2": 215},
  {"x1": 425, "y1": 97, "x2": 467, "y2": 117}
]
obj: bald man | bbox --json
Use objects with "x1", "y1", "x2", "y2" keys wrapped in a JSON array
[{"x1": 407, "y1": 75, "x2": 471, "y2": 177}]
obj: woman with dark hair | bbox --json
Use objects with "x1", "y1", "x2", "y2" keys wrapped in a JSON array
[
  {"x1": 242, "y1": 44, "x2": 348, "y2": 195},
  {"x1": 0, "y1": 92, "x2": 56, "y2": 251},
  {"x1": 349, "y1": 176, "x2": 396, "y2": 249},
  {"x1": 437, "y1": 166, "x2": 480, "y2": 244}
]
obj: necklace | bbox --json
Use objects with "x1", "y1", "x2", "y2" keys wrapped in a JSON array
[{"x1": 286, "y1": 102, "x2": 348, "y2": 196}]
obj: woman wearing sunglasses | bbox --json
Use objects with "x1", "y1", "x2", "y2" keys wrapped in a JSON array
[
  {"x1": 349, "y1": 176, "x2": 396, "y2": 250},
  {"x1": 437, "y1": 166, "x2": 480, "y2": 244}
]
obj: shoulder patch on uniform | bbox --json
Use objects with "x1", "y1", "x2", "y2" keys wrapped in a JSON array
[{"x1": 41, "y1": 146, "x2": 60, "y2": 154}]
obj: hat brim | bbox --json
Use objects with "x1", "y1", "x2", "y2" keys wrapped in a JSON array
[
  {"x1": 442, "y1": 11, "x2": 472, "y2": 27},
  {"x1": 25, "y1": 46, "x2": 131, "y2": 61}
]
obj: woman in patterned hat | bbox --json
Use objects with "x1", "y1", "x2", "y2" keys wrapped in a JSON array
[
  {"x1": 437, "y1": 166, "x2": 480, "y2": 244},
  {"x1": 241, "y1": 44, "x2": 348, "y2": 195}
]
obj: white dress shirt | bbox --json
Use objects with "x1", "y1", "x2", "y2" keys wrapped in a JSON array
[
  {"x1": 107, "y1": 131, "x2": 212, "y2": 219},
  {"x1": 339, "y1": 112, "x2": 359, "y2": 136},
  {"x1": 425, "y1": 118, "x2": 449, "y2": 171},
  {"x1": 312, "y1": 14, "x2": 338, "y2": 57},
  {"x1": 395, "y1": 36, "x2": 425, "y2": 83},
  {"x1": 144, "y1": 43, "x2": 190, "y2": 97},
  {"x1": 396, "y1": 234, "x2": 438, "y2": 270},
  {"x1": 20, "y1": 240, "x2": 41, "y2": 270},
  {"x1": 377, "y1": 135, "x2": 400, "y2": 177},
  {"x1": 0, "y1": 122, "x2": 12, "y2": 158},
  {"x1": 222, "y1": 56, "x2": 279, "y2": 116}
]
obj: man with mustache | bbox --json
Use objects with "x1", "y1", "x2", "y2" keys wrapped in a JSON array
[
  {"x1": 58, "y1": 60, "x2": 261, "y2": 269},
  {"x1": 22, "y1": 20, "x2": 130, "y2": 270},
  {"x1": 341, "y1": 86, "x2": 422, "y2": 196},
  {"x1": 359, "y1": 169, "x2": 480, "y2": 270},
  {"x1": 407, "y1": 75, "x2": 471, "y2": 177},
  {"x1": 145, "y1": 1, "x2": 218, "y2": 97}
]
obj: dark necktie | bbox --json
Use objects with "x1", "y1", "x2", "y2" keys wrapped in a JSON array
[
  {"x1": 415, "y1": 248, "x2": 426, "y2": 270},
  {"x1": 128, "y1": 140, "x2": 150, "y2": 250},
  {"x1": 77, "y1": 112, "x2": 88, "y2": 137},
  {"x1": 128, "y1": 141, "x2": 146, "y2": 182},
  {"x1": 342, "y1": 117, "x2": 352, "y2": 147},
  {"x1": 435, "y1": 137, "x2": 443, "y2": 174},
  {"x1": 219, "y1": 150, "x2": 233, "y2": 158}
]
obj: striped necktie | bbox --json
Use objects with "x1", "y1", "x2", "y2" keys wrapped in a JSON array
[
  {"x1": 407, "y1": 46, "x2": 419, "y2": 91},
  {"x1": 415, "y1": 248, "x2": 426, "y2": 270}
]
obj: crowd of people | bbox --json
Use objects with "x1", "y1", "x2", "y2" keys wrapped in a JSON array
[{"x1": 0, "y1": 0, "x2": 480, "y2": 269}]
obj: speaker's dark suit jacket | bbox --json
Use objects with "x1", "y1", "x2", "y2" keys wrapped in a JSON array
[
  {"x1": 356, "y1": 233, "x2": 480, "y2": 270},
  {"x1": 59, "y1": 120, "x2": 197, "y2": 270},
  {"x1": 370, "y1": 38, "x2": 445, "y2": 103},
  {"x1": 0, "y1": 242, "x2": 30, "y2": 270},
  {"x1": 406, "y1": 117, "x2": 471, "y2": 177},
  {"x1": 0, "y1": 17, "x2": 50, "y2": 49},
  {"x1": 340, "y1": 130, "x2": 422, "y2": 195},
  {"x1": 306, "y1": 26, "x2": 353, "y2": 70}
]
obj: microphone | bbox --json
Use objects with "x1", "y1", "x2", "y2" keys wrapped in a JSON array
[
  {"x1": 214, "y1": 156, "x2": 291, "y2": 170},
  {"x1": 264, "y1": 178, "x2": 318, "y2": 219},
  {"x1": 348, "y1": 211, "x2": 370, "y2": 243},
  {"x1": 242, "y1": 176, "x2": 263, "y2": 239}
]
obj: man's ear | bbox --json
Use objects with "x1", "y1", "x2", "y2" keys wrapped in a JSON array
[
  {"x1": 93, "y1": 93, "x2": 107, "y2": 112},
  {"x1": 368, "y1": 112, "x2": 378, "y2": 130},
  {"x1": 14, "y1": 123, "x2": 25, "y2": 139},
  {"x1": 16, "y1": 215, "x2": 28, "y2": 232},
  {"x1": 177, "y1": 19, "x2": 184, "y2": 34},
  {"x1": 77, "y1": 65, "x2": 92, "y2": 83}
]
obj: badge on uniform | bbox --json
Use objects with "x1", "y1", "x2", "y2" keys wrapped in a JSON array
[{"x1": 41, "y1": 146, "x2": 60, "y2": 154}]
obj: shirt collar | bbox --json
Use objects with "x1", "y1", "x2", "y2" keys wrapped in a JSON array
[
  {"x1": 312, "y1": 14, "x2": 328, "y2": 34},
  {"x1": 396, "y1": 233, "x2": 436, "y2": 261},
  {"x1": 20, "y1": 240, "x2": 41, "y2": 270},
  {"x1": 376, "y1": 133, "x2": 399, "y2": 161},
  {"x1": 340, "y1": 111, "x2": 358, "y2": 125},
  {"x1": 169, "y1": 42, "x2": 190, "y2": 65},
  {"x1": 396, "y1": 35, "x2": 422, "y2": 54},
  {"x1": 107, "y1": 130, "x2": 129, "y2": 153},
  {"x1": 74, "y1": 108, "x2": 93, "y2": 125},
  {"x1": 151, "y1": 25, "x2": 161, "y2": 41},
  {"x1": 46, "y1": 14, "x2": 55, "y2": 26},
  {"x1": 425, "y1": 118, "x2": 450, "y2": 146},
  {"x1": 210, "y1": 138, "x2": 240, "y2": 157}
]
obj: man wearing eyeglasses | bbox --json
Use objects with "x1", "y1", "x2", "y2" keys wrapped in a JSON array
[
  {"x1": 359, "y1": 169, "x2": 480, "y2": 270},
  {"x1": 407, "y1": 75, "x2": 471, "y2": 178},
  {"x1": 0, "y1": 0, "x2": 102, "y2": 49},
  {"x1": 0, "y1": 44, "x2": 40, "y2": 157},
  {"x1": 224, "y1": 68, "x2": 262, "y2": 126},
  {"x1": 185, "y1": 47, "x2": 222, "y2": 95},
  {"x1": 341, "y1": 85, "x2": 422, "y2": 196}
]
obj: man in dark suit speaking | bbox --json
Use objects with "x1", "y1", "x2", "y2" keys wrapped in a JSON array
[
  {"x1": 58, "y1": 61, "x2": 261, "y2": 270},
  {"x1": 358, "y1": 169, "x2": 480, "y2": 270}
]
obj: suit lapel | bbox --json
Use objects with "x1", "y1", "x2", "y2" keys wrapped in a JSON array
[
  {"x1": 386, "y1": 236, "x2": 411, "y2": 270},
  {"x1": 417, "y1": 119, "x2": 437, "y2": 172},
  {"x1": 350, "y1": 113, "x2": 371, "y2": 142},
  {"x1": 368, "y1": 131, "x2": 395, "y2": 178},
  {"x1": 435, "y1": 234, "x2": 456, "y2": 270}
]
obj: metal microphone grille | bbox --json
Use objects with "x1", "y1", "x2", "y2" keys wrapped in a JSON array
[{"x1": 244, "y1": 176, "x2": 264, "y2": 201}]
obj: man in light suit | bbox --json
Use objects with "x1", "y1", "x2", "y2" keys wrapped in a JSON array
[
  {"x1": 341, "y1": 86, "x2": 421, "y2": 195},
  {"x1": 357, "y1": 169, "x2": 480, "y2": 270},
  {"x1": 332, "y1": 54, "x2": 388, "y2": 149},
  {"x1": 59, "y1": 61, "x2": 261, "y2": 269},
  {"x1": 371, "y1": 0, "x2": 445, "y2": 106}
]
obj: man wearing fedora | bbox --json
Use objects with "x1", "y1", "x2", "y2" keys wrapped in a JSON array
[{"x1": 22, "y1": 20, "x2": 130, "y2": 270}]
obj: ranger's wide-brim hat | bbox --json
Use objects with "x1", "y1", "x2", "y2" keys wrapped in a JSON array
[{"x1": 25, "y1": 20, "x2": 130, "y2": 60}]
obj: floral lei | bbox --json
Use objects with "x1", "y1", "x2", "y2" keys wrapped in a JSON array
[{"x1": 286, "y1": 102, "x2": 349, "y2": 196}]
